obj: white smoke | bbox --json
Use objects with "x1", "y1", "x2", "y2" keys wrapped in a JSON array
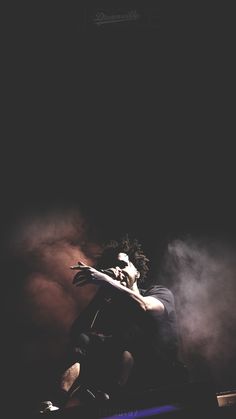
[{"x1": 161, "y1": 236, "x2": 236, "y2": 386}]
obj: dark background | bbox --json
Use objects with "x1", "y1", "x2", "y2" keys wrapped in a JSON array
[
  {"x1": 1, "y1": 1, "x2": 236, "y2": 414},
  {"x1": 2, "y1": 0, "x2": 235, "y2": 234}
]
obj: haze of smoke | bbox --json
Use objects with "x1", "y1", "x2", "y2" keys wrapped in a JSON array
[
  {"x1": 161, "y1": 236, "x2": 236, "y2": 384},
  {"x1": 8, "y1": 207, "x2": 100, "y2": 278},
  {"x1": 6, "y1": 208, "x2": 101, "y2": 370}
]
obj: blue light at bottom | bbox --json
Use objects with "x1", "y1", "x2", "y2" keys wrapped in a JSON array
[{"x1": 102, "y1": 404, "x2": 181, "y2": 419}]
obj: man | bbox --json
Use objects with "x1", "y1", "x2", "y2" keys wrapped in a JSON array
[{"x1": 58, "y1": 235, "x2": 188, "y2": 407}]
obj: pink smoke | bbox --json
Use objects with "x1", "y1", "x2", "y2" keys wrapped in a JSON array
[{"x1": 6, "y1": 207, "x2": 101, "y2": 381}]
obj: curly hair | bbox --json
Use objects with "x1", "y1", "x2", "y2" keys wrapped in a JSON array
[{"x1": 96, "y1": 234, "x2": 149, "y2": 283}]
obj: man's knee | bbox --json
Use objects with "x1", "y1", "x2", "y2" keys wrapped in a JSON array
[
  {"x1": 122, "y1": 351, "x2": 134, "y2": 368},
  {"x1": 60, "y1": 362, "x2": 81, "y2": 392},
  {"x1": 117, "y1": 350, "x2": 134, "y2": 386}
]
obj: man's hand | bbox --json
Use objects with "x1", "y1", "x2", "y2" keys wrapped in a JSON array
[{"x1": 71, "y1": 261, "x2": 113, "y2": 286}]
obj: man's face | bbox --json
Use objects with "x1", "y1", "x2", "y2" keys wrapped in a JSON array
[{"x1": 111, "y1": 252, "x2": 140, "y2": 289}]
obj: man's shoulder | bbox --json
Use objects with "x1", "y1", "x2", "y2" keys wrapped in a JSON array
[
  {"x1": 140, "y1": 284, "x2": 172, "y2": 297},
  {"x1": 140, "y1": 285, "x2": 175, "y2": 313}
]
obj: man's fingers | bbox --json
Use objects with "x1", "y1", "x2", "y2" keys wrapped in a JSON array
[
  {"x1": 71, "y1": 263, "x2": 99, "y2": 287},
  {"x1": 70, "y1": 261, "x2": 88, "y2": 270}
]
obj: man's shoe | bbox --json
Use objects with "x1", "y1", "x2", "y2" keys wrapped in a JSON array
[{"x1": 39, "y1": 400, "x2": 60, "y2": 413}]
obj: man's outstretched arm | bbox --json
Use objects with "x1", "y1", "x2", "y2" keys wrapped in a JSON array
[{"x1": 71, "y1": 262, "x2": 164, "y2": 314}]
